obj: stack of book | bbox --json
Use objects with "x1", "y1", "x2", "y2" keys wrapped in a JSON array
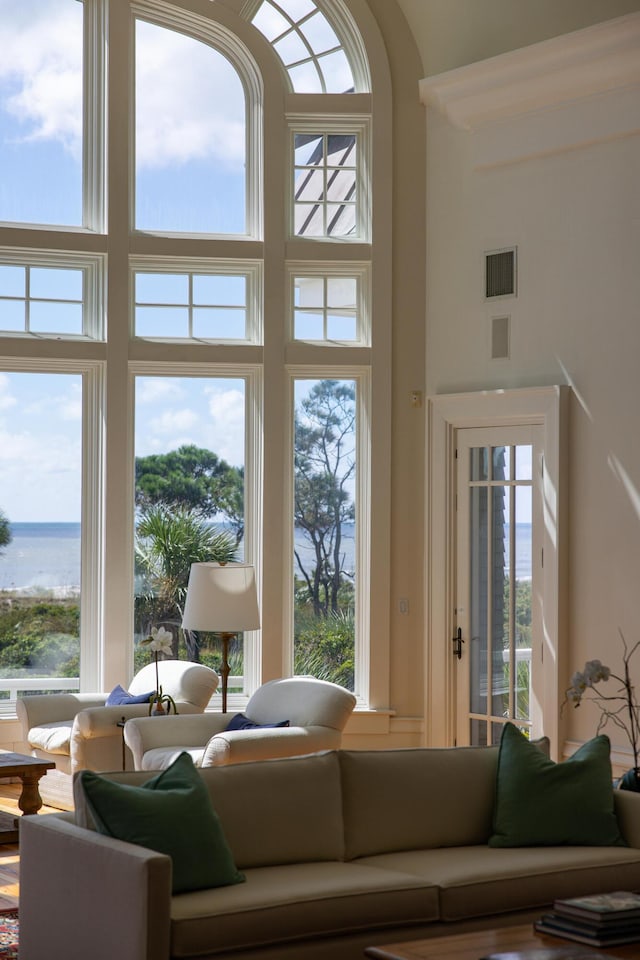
[{"x1": 535, "y1": 891, "x2": 640, "y2": 947}]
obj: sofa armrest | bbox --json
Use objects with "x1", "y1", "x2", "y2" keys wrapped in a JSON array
[
  {"x1": 20, "y1": 813, "x2": 171, "y2": 960},
  {"x1": 201, "y1": 725, "x2": 341, "y2": 767},
  {"x1": 614, "y1": 789, "x2": 640, "y2": 847},
  {"x1": 124, "y1": 713, "x2": 234, "y2": 770},
  {"x1": 17, "y1": 693, "x2": 108, "y2": 731}
]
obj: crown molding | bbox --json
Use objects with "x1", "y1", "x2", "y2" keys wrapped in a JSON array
[{"x1": 419, "y1": 12, "x2": 640, "y2": 132}]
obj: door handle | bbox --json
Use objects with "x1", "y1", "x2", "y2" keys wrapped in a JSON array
[{"x1": 452, "y1": 627, "x2": 464, "y2": 660}]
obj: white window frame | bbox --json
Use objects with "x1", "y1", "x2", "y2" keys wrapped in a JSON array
[
  {"x1": 0, "y1": 357, "x2": 105, "y2": 694},
  {"x1": 426, "y1": 386, "x2": 569, "y2": 758},
  {"x1": 129, "y1": 360, "x2": 263, "y2": 700},
  {"x1": 285, "y1": 364, "x2": 371, "y2": 704},
  {"x1": 286, "y1": 260, "x2": 370, "y2": 346},
  {"x1": 130, "y1": 256, "x2": 263, "y2": 344},
  {"x1": 0, "y1": 249, "x2": 106, "y2": 341},
  {"x1": 288, "y1": 116, "x2": 372, "y2": 242}
]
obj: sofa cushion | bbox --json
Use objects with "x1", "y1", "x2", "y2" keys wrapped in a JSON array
[
  {"x1": 340, "y1": 747, "x2": 501, "y2": 859},
  {"x1": 79, "y1": 752, "x2": 245, "y2": 895},
  {"x1": 356, "y1": 844, "x2": 640, "y2": 922},
  {"x1": 490, "y1": 723, "x2": 625, "y2": 848},
  {"x1": 199, "y1": 751, "x2": 345, "y2": 869},
  {"x1": 27, "y1": 721, "x2": 72, "y2": 756},
  {"x1": 169, "y1": 861, "x2": 439, "y2": 957}
]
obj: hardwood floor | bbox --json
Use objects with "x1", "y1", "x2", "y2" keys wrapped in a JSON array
[{"x1": 0, "y1": 783, "x2": 60, "y2": 911}]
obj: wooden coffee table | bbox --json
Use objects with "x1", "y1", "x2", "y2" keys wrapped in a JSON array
[
  {"x1": 0, "y1": 752, "x2": 55, "y2": 843},
  {"x1": 364, "y1": 922, "x2": 640, "y2": 959}
]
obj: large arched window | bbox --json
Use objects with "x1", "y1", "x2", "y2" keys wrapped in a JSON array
[{"x1": 0, "y1": 0, "x2": 392, "y2": 714}]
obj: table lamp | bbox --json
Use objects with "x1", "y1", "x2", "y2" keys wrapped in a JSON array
[{"x1": 182, "y1": 562, "x2": 260, "y2": 713}]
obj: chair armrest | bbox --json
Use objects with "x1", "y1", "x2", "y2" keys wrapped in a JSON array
[
  {"x1": 17, "y1": 693, "x2": 108, "y2": 731},
  {"x1": 124, "y1": 713, "x2": 234, "y2": 770},
  {"x1": 201, "y1": 725, "x2": 341, "y2": 767},
  {"x1": 74, "y1": 704, "x2": 158, "y2": 739},
  {"x1": 614, "y1": 789, "x2": 640, "y2": 847},
  {"x1": 20, "y1": 814, "x2": 171, "y2": 960}
]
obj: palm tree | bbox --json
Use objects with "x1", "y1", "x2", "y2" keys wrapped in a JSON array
[{"x1": 135, "y1": 504, "x2": 237, "y2": 661}]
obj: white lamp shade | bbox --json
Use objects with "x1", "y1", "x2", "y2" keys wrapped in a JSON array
[{"x1": 182, "y1": 562, "x2": 260, "y2": 633}]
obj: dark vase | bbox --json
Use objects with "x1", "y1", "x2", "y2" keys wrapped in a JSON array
[{"x1": 618, "y1": 768, "x2": 640, "y2": 791}]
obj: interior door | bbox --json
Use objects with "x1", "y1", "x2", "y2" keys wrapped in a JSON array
[{"x1": 454, "y1": 425, "x2": 543, "y2": 746}]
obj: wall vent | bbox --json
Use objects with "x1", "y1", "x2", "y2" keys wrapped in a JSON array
[
  {"x1": 491, "y1": 315, "x2": 510, "y2": 360},
  {"x1": 485, "y1": 247, "x2": 517, "y2": 299}
]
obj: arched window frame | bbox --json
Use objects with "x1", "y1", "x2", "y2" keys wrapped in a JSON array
[{"x1": 0, "y1": 0, "x2": 394, "y2": 719}]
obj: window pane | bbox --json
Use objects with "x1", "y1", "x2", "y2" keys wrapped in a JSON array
[
  {"x1": 193, "y1": 307, "x2": 245, "y2": 339},
  {"x1": 252, "y1": 1, "x2": 356, "y2": 94},
  {"x1": 0, "y1": 372, "x2": 82, "y2": 700},
  {"x1": 134, "y1": 376, "x2": 246, "y2": 692},
  {"x1": 134, "y1": 270, "x2": 250, "y2": 340},
  {"x1": 30, "y1": 302, "x2": 83, "y2": 335},
  {"x1": 135, "y1": 274, "x2": 188, "y2": 305},
  {"x1": 0, "y1": 266, "x2": 24, "y2": 298},
  {"x1": 0, "y1": 0, "x2": 83, "y2": 226},
  {"x1": 135, "y1": 20, "x2": 246, "y2": 234},
  {"x1": 30, "y1": 268, "x2": 83, "y2": 301},
  {"x1": 293, "y1": 379, "x2": 356, "y2": 691},
  {"x1": 135, "y1": 306, "x2": 190, "y2": 338}
]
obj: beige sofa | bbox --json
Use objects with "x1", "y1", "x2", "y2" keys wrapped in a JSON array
[{"x1": 20, "y1": 746, "x2": 640, "y2": 960}]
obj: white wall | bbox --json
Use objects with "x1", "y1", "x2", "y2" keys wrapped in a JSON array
[
  {"x1": 396, "y1": 0, "x2": 640, "y2": 75},
  {"x1": 422, "y1": 14, "x2": 640, "y2": 764}
]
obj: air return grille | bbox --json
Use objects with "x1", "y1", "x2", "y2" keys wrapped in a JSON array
[{"x1": 485, "y1": 247, "x2": 517, "y2": 298}]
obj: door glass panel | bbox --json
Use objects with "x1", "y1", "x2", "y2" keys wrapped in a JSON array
[
  {"x1": 0, "y1": 371, "x2": 82, "y2": 705},
  {"x1": 465, "y1": 441, "x2": 534, "y2": 745},
  {"x1": 133, "y1": 376, "x2": 246, "y2": 692},
  {"x1": 293, "y1": 379, "x2": 356, "y2": 691},
  {"x1": 469, "y1": 485, "x2": 487, "y2": 719},
  {"x1": 0, "y1": 0, "x2": 83, "y2": 226},
  {"x1": 135, "y1": 20, "x2": 246, "y2": 234}
]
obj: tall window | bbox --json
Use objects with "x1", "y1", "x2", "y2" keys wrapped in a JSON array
[{"x1": 0, "y1": 0, "x2": 389, "y2": 711}]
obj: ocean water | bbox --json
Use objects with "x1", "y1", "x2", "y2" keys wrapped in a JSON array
[
  {"x1": 0, "y1": 523, "x2": 81, "y2": 593},
  {"x1": 0, "y1": 521, "x2": 532, "y2": 591}
]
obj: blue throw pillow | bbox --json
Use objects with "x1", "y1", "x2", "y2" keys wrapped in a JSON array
[
  {"x1": 106, "y1": 684, "x2": 154, "y2": 706},
  {"x1": 225, "y1": 713, "x2": 290, "y2": 731}
]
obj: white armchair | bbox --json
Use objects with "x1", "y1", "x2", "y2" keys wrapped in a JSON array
[
  {"x1": 124, "y1": 676, "x2": 357, "y2": 771},
  {"x1": 16, "y1": 659, "x2": 219, "y2": 810}
]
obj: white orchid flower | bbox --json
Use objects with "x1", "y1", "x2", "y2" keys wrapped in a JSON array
[
  {"x1": 142, "y1": 626, "x2": 173, "y2": 657},
  {"x1": 582, "y1": 659, "x2": 610, "y2": 684}
]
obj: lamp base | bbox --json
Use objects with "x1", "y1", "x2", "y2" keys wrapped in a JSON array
[{"x1": 220, "y1": 632, "x2": 235, "y2": 713}]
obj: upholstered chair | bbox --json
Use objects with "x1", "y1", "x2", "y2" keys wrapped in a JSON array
[
  {"x1": 124, "y1": 676, "x2": 357, "y2": 771},
  {"x1": 16, "y1": 659, "x2": 219, "y2": 810}
]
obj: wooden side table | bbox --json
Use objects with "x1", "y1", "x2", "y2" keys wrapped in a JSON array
[{"x1": 0, "y1": 752, "x2": 56, "y2": 843}]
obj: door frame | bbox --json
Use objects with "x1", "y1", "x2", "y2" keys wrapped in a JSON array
[{"x1": 425, "y1": 386, "x2": 569, "y2": 759}]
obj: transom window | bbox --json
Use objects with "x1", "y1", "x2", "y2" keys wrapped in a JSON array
[
  {"x1": 293, "y1": 131, "x2": 360, "y2": 238},
  {"x1": 132, "y1": 262, "x2": 261, "y2": 343},
  {"x1": 0, "y1": 253, "x2": 104, "y2": 340},
  {"x1": 251, "y1": 0, "x2": 359, "y2": 93}
]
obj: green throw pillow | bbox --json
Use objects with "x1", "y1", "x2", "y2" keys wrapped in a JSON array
[
  {"x1": 80, "y1": 752, "x2": 245, "y2": 894},
  {"x1": 489, "y1": 722, "x2": 625, "y2": 848}
]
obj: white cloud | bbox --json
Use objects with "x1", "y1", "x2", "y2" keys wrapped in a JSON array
[
  {"x1": 136, "y1": 20, "x2": 246, "y2": 171},
  {"x1": 0, "y1": 0, "x2": 83, "y2": 159},
  {"x1": 205, "y1": 387, "x2": 244, "y2": 465},
  {"x1": 136, "y1": 378, "x2": 183, "y2": 404},
  {"x1": 0, "y1": 3, "x2": 246, "y2": 171},
  {"x1": 0, "y1": 374, "x2": 17, "y2": 411},
  {"x1": 149, "y1": 408, "x2": 198, "y2": 436}
]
